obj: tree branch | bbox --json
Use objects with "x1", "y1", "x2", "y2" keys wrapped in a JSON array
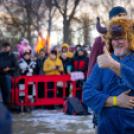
[
  {"x1": 53, "y1": 0, "x2": 64, "y2": 16},
  {"x1": 68, "y1": 0, "x2": 80, "y2": 23}
]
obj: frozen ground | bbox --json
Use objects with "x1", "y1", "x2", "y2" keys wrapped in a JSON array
[{"x1": 12, "y1": 109, "x2": 94, "y2": 134}]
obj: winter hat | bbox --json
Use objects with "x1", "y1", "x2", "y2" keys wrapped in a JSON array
[
  {"x1": 105, "y1": 17, "x2": 134, "y2": 52},
  {"x1": 96, "y1": 6, "x2": 127, "y2": 34},
  {"x1": 24, "y1": 51, "x2": 31, "y2": 56},
  {"x1": 50, "y1": 50, "x2": 57, "y2": 55},
  {"x1": 51, "y1": 45, "x2": 58, "y2": 51},
  {"x1": 21, "y1": 38, "x2": 29, "y2": 45},
  {"x1": 78, "y1": 47, "x2": 85, "y2": 52},
  {"x1": 109, "y1": 6, "x2": 127, "y2": 20},
  {"x1": 2, "y1": 42, "x2": 10, "y2": 47},
  {"x1": 75, "y1": 44, "x2": 82, "y2": 49}
]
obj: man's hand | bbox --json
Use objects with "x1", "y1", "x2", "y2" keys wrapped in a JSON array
[
  {"x1": 3, "y1": 67, "x2": 10, "y2": 72},
  {"x1": 117, "y1": 89, "x2": 134, "y2": 109},
  {"x1": 97, "y1": 46, "x2": 114, "y2": 69}
]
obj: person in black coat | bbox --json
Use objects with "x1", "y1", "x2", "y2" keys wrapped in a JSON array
[
  {"x1": 0, "y1": 43, "x2": 18, "y2": 104},
  {"x1": 35, "y1": 49, "x2": 46, "y2": 98},
  {"x1": 0, "y1": 43, "x2": 18, "y2": 76},
  {"x1": 35, "y1": 49, "x2": 46, "y2": 75},
  {"x1": 60, "y1": 52, "x2": 72, "y2": 74},
  {"x1": 59, "y1": 52, "x2": 72, "y2": 97}
]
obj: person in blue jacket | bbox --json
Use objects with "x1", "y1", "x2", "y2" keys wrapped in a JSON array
[
  {"x1": 87, "y1": 6, "x2": 128, "y2": 134},
  {"x1": 83, "y1": 17, "x2": 134, "y2": 134}
]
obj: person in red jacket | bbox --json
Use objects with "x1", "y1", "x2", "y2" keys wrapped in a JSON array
[
  {"x1": 72, "y1": 47, "x2": 89, "y2": 100},
  {"x1": 72, "y1": 47, "x2": 89, "y2": 76}
]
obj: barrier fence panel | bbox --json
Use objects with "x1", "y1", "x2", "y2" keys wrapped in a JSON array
[
  {"x1": 15, "y1": 75, "x2": 71, "y2": 106},
  {"x1": 70, "y1": 81, "x2": 82, "y2": 102}
]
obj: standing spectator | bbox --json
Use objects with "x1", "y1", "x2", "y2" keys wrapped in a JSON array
[
  {"x1": 61, "y1": 43, "x2": 74, "y2": 58},
  {"x1": 60, "y1": 52, "x2": 72, "y2": 97},
  {"x1": 17, "y1": 38, "x2": 32, "y2": 60},
  {"x1": 0, "y1": 43, "x2": 18, "y2": 104},
  {"x1": 43, "y1": 50, "x2": 63, "y2": 75},
  {"x1": 19, "y1": 51, "x2": 36, "y2": 108},
  {"x1": 19, "y1": 51, "x2": 36, "y2": 76},
  {"x1": 43, "y1": 50, "x2": 63, "y2": 98},
  {"x1": 35, "y1": 49, "x2": 46, "y2": 75},
  {"x1": 35, "y1": 49, "x2": 46, "y2": 98},
  {"x1": 72, "y1": 47, "x2": 89, "y2": 99},
  {"x1": 83, "y1": 45, "x2": 88, "y2": 57},
  {"x1": 74, "y1": 44, "x2": 81, "y2": 57},
  {"x1": 72, "y1": 47, "x2": 89, "y2": 76},
  {"x1": 60, "y1": 52, "x2": 72, "y2": 74}
]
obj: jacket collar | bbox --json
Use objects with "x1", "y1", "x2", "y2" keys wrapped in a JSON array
[{"x1": 113, "y1": 52, "x2": 134, "y2": 63}]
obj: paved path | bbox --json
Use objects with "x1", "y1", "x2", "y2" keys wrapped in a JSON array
[{"x1": 13, "y1": 109, "x2": 94, "y2": 134}]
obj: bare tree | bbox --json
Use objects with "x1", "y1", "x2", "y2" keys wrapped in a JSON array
[
  {"x1": 3, "y1": 0, "x2": 47, "y2": 42},
  {"x1": 54, "y1": 0, "x2": 81, "y2": 44}
]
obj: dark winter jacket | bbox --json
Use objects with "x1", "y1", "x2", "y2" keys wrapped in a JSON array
[
  {"x1": 35, "y1": 57, "x2": 46, "y2": 75},
  {"x1": 0, "y1": 103, "x2": 12, "y2": 134},
  {"x1": 72, "y1": 51, "x2": 89, "y2": 74},
  {"x1": 0, "y1": 51, "x2": 18, "y2": 76},
  {"x1": 60, "y1": 56, "x2": 72, "y2": 74}
]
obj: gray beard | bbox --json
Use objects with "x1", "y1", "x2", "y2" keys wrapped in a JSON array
[{"x1": 114, "y1": 49, "x2": 130, "y2": 57}]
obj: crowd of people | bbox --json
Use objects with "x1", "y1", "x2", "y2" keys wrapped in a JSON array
[
  {"x1": 0, "y1": 39, "x2": 90, "y2": 105},
  {"x1": 1, "y1": 5, "x2": 134, "y2": 134}
]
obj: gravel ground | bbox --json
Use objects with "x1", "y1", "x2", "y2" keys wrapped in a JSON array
[{"x1": 12, "y1": 109, "x2": 94, "y2": 134}]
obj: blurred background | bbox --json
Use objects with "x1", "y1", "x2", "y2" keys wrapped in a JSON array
[{"x1": 0, "y1": 0, "x2": 134, "y2": 51}]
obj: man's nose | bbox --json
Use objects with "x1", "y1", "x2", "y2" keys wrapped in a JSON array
[{"x1": 113, "y1": 41, "x2": 119, "y2": 46}]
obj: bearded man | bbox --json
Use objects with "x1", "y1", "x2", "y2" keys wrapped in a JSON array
[{"x1": 83, "y1": 17, "x2": 134, "y2": 134}]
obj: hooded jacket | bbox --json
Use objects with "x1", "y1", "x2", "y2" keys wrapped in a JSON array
[
  {"x1": 72, "y1": 51, "x2": 89, "y2": 74},
  {"x1": 43, "y1": 57, "x2": 64, "y2": 75},
  {"x1": 61, "y1": 44, "x2": 74, "y2": 58}
]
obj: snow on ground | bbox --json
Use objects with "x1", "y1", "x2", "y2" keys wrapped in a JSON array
[{"x1": 13, "y1": 109, "x2": 94, "y2": 134}]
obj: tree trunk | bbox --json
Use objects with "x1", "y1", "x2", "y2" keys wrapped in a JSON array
[
  {"x1": 63, "y1": 19, "x2": 69, "y2": 43},
  {"x1": 26, "y1": 8, "x2": 32, "y2": 43},
  {"x1": 48, "y1": 0, "x2": 52, "y2": 36}
]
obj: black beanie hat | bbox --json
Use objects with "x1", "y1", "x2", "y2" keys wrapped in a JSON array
[
  {"x1": 109, "y1": 6, "x2": 127, "y2": 20},
  {"x1": 50, "y1": 50, "x2": 57, "y2": 55},
  {"x1": 24, "y1": 51, "x2": 31, "y2": 56},
  {"x1": 78, "y1": 47, "x2": 84, "y2": 52},
  {"x1": 2, "y1": 42, "x2": 10, "y2": 47},
  {"x1": 75, "y1": 44, "x2": 81, "y2": 49}
]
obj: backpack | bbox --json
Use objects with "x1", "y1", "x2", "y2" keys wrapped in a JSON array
[{"x1": 63, "y1": 97, "x2": 89, "y2": 115}]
